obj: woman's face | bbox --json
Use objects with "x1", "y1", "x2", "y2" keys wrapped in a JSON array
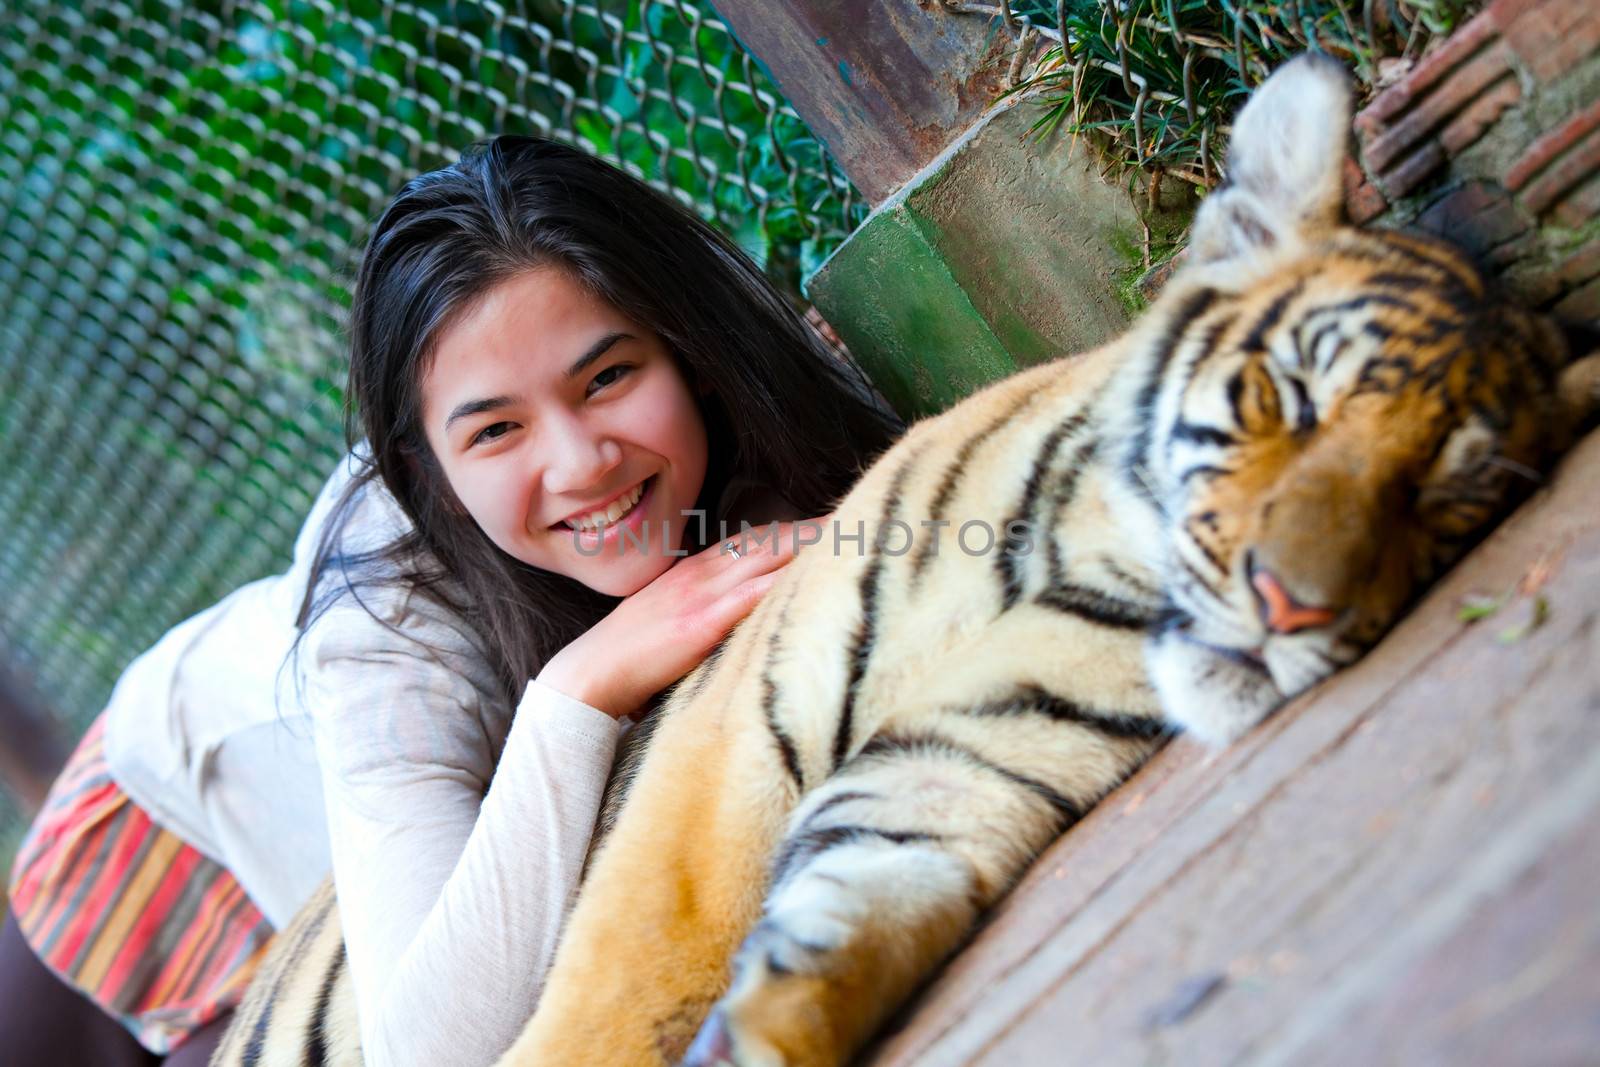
[{"x1": 420, "y1": 267, "x2": 709, "y2": 597}]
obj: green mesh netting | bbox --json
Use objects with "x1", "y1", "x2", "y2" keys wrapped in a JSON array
[{"x1": 0, "y1": 0, "x2": 865, "y2": 827}]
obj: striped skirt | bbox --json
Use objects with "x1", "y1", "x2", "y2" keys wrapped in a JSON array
[{"x1": 6, "y1": 715, "x2": 275, "y2": 1053}]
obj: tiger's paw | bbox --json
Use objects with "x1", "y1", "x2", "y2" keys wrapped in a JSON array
[
  {"x1": 679, "y1": 916, "x2": 843, "y2": 1067},
  {"x1": 1147, "y1": 623, "x2": 1284, "y2": 745},
  {"x1": 680, "y1": 852, "x2": 901, "y2": 1067},
  {"x1": 681, "y1": 792, "x2": 977, "y2": 1066},
  {"x1": 679, "y1": 1005, "x2": 781, "y2": 1067}
]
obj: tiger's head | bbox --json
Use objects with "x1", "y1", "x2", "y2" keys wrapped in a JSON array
[{"x1": 1135, "y1": 55, "x2": 1600, "y2": 742}]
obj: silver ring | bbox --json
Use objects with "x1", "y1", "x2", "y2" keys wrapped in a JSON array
[{"x1": 724, "y1": 541, "x2": 741, "y2": 560}]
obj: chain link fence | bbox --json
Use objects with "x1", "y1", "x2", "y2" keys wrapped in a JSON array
[
  {"x1": 937, "y1": 1, "x2": 1479, "y2": 279},
  {"x1": 0, "y1": 0, "x2": 865, "y2": 842},
  {"x1": 952, "y1": 1, "x2": 1479, "y2": 186}
]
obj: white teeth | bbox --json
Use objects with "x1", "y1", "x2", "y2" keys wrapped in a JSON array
[{"x1": 568, "y1": 480, "x2": 646, "y2": 531}]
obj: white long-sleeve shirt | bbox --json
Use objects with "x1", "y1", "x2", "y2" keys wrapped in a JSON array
[
  {"x1": 103, "y1": 451, "x2": 626, "y2": 1065},
  {"x1": 302, "y1": 578, "x2": 622, "y2": 1065}
]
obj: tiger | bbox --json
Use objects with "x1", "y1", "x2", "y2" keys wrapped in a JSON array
[{"x1": 213, "y1": 54, "x2": 1600, "y2": 1067}]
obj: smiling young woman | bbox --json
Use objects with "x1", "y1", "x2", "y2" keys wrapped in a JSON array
[
  {"x1": 0, "y1": 137, "x2": 901, "y2": 1066},
  {"x1": 420, "y1": 266, "x2": 711, "y2": 597}
]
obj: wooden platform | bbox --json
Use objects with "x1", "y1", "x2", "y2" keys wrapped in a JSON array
[{"x1": 867, "y1": 431, "x2": 1600, "y2": 1066}]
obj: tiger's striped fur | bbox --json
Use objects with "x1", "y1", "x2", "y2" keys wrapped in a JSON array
[
  {"x1": 211, "y1": 882, "x2": 358, "y2": 1065},
  {"x1": 215, "y1": 56, "x2": 1599, "y2": 1067}
]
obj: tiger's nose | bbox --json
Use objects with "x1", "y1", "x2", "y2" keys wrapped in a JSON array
[{"x1": 1246, "y1": 551, "x2": 1340, "y2": 635}]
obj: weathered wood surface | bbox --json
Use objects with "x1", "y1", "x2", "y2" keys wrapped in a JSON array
[
  {"x1": 707, "y1": 2, "x2": 1027, "y2": 205},
  {"x1": 866, "y1": 430, "x2": 1600, "y2": 1066}
]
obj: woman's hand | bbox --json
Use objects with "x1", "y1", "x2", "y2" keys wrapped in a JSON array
[{"x1": 536, "y1": 519, "x2": 824, "y2": 718}]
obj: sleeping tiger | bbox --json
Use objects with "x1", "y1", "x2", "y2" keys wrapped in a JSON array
[{"x1": 214, "y1": 54, "x2": 1600, "y2": 1067}]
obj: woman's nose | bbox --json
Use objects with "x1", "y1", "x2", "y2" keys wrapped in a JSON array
[{"x1": 541, "y1": 422, "x2": 623, "y2": 495}]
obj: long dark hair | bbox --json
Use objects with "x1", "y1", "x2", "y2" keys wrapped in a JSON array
[{"x1": 299, "y1": 136, "x2": 901, "y2": 705}]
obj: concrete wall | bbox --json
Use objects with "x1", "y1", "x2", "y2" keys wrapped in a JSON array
[{"x1": 711, "y1": 2, "x2": 1145, "y2": 420}]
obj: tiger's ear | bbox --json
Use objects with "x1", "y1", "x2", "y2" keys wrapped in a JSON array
[
  {"x1": 1187, "y1": 54, "x2": 1354, "y2": 273},
  {"x1": 1558, "y1": 349, "x2": 1600, "y2": 430}
]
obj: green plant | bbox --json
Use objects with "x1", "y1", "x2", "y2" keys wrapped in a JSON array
[
  {"x1": 0, "y1": 0, "x2": 862, "y2": 768},
  {"x1": 1006, "y1": 1, "x2": 1480, "y2": 190}
]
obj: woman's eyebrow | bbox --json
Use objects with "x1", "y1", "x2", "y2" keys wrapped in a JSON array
[
  {"x1": 564, "y1": 331, "x2": 631, "y2": 381},
  {"x1": 445, "y1": 395, "x2": 516, "y2": 430},
  {"x1": 443, "y1": 332, "x2": 634, "y2": 429}
]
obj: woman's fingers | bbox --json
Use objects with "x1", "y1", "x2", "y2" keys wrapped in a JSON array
[
  {"x1": 714, "y1": 515, "x2": 831, "y2": 565},
  {"x1": 697, "y1": 519, "x2": 822, "y2": 603},
  {"x1": 703, "y1": 559, "x2": 793, "y2": 644},
  {"x1": 724, "y1": 567, "x2": 783, "y2": 618},
  {"x1": 539, "y1": 518, "x2": 824, "y2": 717},
  {"x1": 695, "y1": 518, "x2": 821, "y2": 626}
]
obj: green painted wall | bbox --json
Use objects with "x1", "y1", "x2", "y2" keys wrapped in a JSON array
[{"x1": 808, "y1": 93, "x2": 1145, "y2": 419}]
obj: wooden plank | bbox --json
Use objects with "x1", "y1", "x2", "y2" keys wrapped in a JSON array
[
  {"x1": 867, "y1": 431, "x2": 1600, "y2": 1066},
  {"x1": 708, "y1": 2, "x2": 1025, "y2": 204},
  {"x1": 1292, "y1": 797, "x2": 1600, "y2": 1066}
]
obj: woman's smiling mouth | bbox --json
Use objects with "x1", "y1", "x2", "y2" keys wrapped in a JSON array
[{"x1": 556, "y1": 475, "x2": 654, "y2": 532}]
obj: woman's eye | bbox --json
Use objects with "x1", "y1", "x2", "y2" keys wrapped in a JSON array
[
  {"x1": 471, "y1": 421, "x2": 514, "y2": 447},
  {"x1": 588, "y1": 363, "x2": 633, "y2": 395}
]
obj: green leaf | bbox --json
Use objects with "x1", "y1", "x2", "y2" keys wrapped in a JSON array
[
  {"x1": 1496, "y1": 596, "x2": 1550, "y2": 644},
  {"x1": 1457, "y1": 594, "x2": 1504, "y2": 623}
]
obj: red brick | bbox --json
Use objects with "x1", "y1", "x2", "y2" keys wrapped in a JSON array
[
  {"x1": 1483, "y1": 0, "x2": 1558, "y2": 23},
  {"x1": 1347, "y1": 182, "x2": 1388, "y2": 225},
  {"x1": 1485, "y1": 231, "x2": 1539, "y2": 269},
  {"x1": 1517, "y1": 241, "x2": 1600, "y2": 308},
  {"x1": 1413, "y1": 181, "x2": 1533, "y2": 264},
  {"x1": 1495, "y1": 0, "x2": 1600, "y2": 85},
  {"x1": 1374, "y1": 140, "x2": 1446, "y2": 201},
  {"x1": 1341, "y1": 154, "x2": 1365, "y2": 190},
  {"x1": 1439, "y1": 74, "x2": 1521, "y2": 155},
  {"x1": 1552, "y1": 274, "x2": 1600, "y2": 320},
  {"x1": 1553, "y1": 242, "x2": 1600, "y2": 289},
  {"x1": 1361, "y1": 41, "x2": 1511, "y2": 176},
  {"x1": 1506, "y1": 99, "x2": 1600, "y2": 191},
  {"x1": 1554, "y1": 176, "x2": 1600, "y2": 229},
  {"x1": 1357, "y1": 11, "x2": 1499, "y2": 130},
  {"x1": 1548, "y1": 247, "x2": 1600, "y2": 315},
  {"x1": 1341, "y1": 156, "x2": 1388, "y2": 224},
  {"x1": 1517, "y1": 126, "x2": 1600, "y2": 217}
]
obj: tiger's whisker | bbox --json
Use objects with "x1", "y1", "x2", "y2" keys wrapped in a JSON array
[
  {"x1": 1486, "y1": 455, "x2": 1543, "y2": 484},
  {"x1": 1129, "y1": 462, "x2": 1163, "y2": 502}
]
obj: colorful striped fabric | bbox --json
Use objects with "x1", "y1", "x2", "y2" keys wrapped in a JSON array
[{"x1": 7, "y1": 716, "x2": 275, "y2": 1054}]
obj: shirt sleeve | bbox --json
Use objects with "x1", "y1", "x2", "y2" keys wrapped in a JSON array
[{"x1": 304, "y1": 598, "x2": 623, "y2": 1067}]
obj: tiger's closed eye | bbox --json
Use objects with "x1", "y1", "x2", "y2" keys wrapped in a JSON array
[{"x1": 1288, "y1": 378, "x2": 1317, "y2": 433}]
